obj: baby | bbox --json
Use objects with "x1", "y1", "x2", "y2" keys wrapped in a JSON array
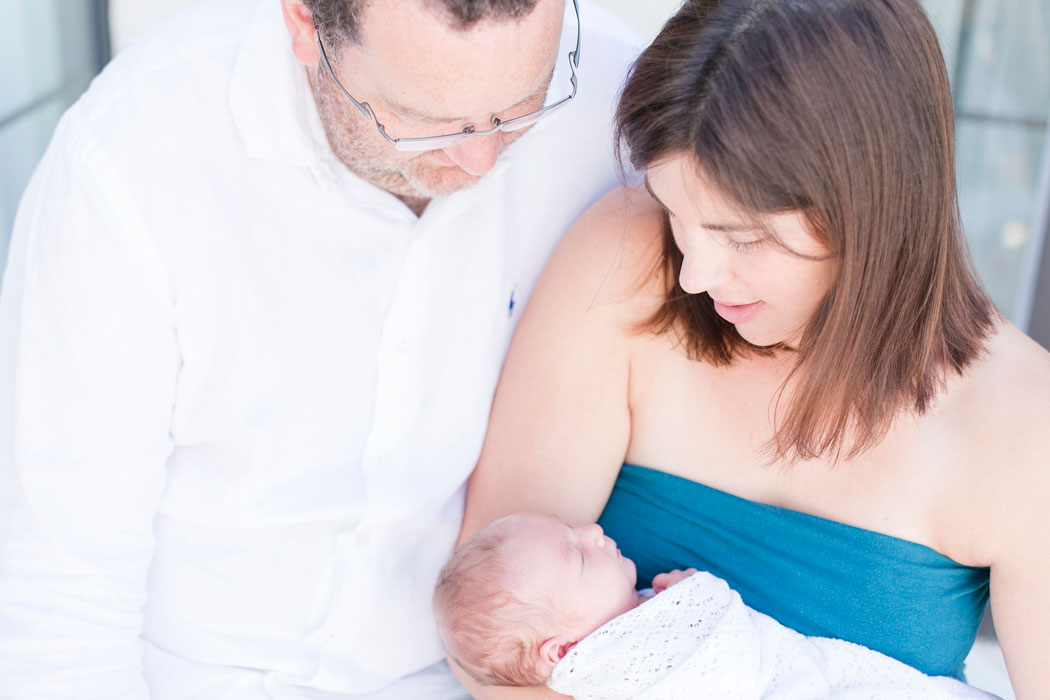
[{"x1": 433, "y1": 513, "x2": 1000, "y2": 700}]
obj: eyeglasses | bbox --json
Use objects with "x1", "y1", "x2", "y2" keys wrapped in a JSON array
[{"x1": 314, "y1": 0, "x2": 581, "y2": 152}]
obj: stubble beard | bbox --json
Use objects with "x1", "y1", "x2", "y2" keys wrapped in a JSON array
[{"x1": 307, "y1": 65, "x2": 486, "y2": 202}]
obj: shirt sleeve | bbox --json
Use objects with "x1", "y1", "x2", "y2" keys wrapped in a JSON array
[{"x1": 0, "y1": 117, "x2": 180, "y2": 699}]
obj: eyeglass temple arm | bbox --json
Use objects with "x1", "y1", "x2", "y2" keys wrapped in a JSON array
[
  {"x1": 314, "y1": 33, "x2": 373, "y2": 121},
  {"x1": 570, "y1": 0, "x2": 581, "y2": 66}
]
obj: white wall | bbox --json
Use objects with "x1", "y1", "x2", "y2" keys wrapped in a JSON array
[
  {"x1": 594, "y1": 0, "x2": 681, "y2": 42},
  {"x1": 108, "y1": 0, "x2": 682, "y2": 53}
]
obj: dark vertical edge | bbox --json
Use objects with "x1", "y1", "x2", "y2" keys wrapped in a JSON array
[
  {"x1": 1028, "y1": 191, "x2": 1050, "y2": 351},
  {"x1": 1024, "y1": 98, "x2": 1050, "y2": 349},
  {"x1": 950, "y1": 0, "x2": 977, "y2": 103},
  {"x1": 93, "y1": 0, "x2": 113, "y2": 72},
  {"x1": 56, "y1": 0, "x2": 108, "y2": 104}
]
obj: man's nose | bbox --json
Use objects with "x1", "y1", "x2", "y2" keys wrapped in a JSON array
[{"x1": 442, "y1": 132, "x2": 502, "y2": 176}]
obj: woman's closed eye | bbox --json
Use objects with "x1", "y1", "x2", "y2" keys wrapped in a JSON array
[
  {"x1": 726, "y1": 236, "x2": 764, "y2": 252},
  {"x1": 664, "y1": 208, "x2": 765, "y2": 254}
]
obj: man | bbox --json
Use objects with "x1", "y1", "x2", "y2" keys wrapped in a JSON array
[{"x1": 0, "y1": 0, "x2": 638, "y2": 697}]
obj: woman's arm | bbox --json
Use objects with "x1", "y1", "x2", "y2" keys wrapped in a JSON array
[
  {"x1": 461, "y1": 187, "x2": 665, "y2": 541},
  {"x1": 984, "y1": 431, "x2": 1050, "y2": 698},
  {"x1": 992, "y1": 543, "x2": 1049, "y2": 700},
  {"x1": 970, "y1": 331, "x2": 1050, "y2": 699}
]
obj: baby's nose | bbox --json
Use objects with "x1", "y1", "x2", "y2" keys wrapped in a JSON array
[{"x1": 587, "y1": 523, "x2": 606, "y2": 546}]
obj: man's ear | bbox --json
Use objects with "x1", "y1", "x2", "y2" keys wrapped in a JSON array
[
  {"x1": 280, "y1": 0, "x2": 320, "y2": 64},
  {"x1": 538, "y1": 636, "x2": 577, "y2": 667}
]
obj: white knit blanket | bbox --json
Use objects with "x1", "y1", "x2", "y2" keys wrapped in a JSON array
[{"x1": 549, "y1": 572, "x2": 1000, "y2": 700}]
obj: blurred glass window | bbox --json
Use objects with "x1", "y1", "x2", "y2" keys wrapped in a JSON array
[
  {"x1": 0, "y1": 0, "x2": 108, "y2": 279},
  {"x1": 924, "y1": 0, "x2": 1050, "y2": 327}
]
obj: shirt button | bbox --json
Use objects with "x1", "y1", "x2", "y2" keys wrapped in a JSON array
[
  {"x1": 377, "y1": 455, "x2": 392, "y2": 470},
  {"x1": 356, "y1": 530, "x2": 371, "y2": 547},
  {"x1": 318, "y1": 633, "x2": 336, "y2": 648}
]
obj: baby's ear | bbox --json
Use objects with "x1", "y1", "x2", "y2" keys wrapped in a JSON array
[{"x1": 539, "y1": 636, "x2": 577, "y2": 666}]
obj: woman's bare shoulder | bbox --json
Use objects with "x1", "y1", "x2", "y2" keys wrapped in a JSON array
[
  {"x1": 546, "y1": 185, "x2": 668, "y2": 319},
  {"x1": 567, "y1": 185, "x2": 665, "y2": 252},
  {"x1": 962, "y1": 321, "x2": 1050, "y2": 439},
  {"x1": 955, "y1": 324, "x2": 1050, "y2": 688},
  {"x1": 950, "y1": 321, "x2": 1050, "y2": 558}
]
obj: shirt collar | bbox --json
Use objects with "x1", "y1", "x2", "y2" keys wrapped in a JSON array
[{"x1": 229, "y1": 0, "x2": 326, "y2": 168}]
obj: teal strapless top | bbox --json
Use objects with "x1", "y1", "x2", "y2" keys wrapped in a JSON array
[{"x1": 597, "y1": 464, "x2": 989, "y2": 681}]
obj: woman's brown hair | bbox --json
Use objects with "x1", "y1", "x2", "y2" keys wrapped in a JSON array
[{"x1": 616, "y1": 0, "x2": 997, "y2": 462}]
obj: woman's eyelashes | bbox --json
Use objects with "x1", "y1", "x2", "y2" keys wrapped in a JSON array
[
  {"x1": 663, "y1": 201, "x2": 768, "y2": 254},
  {"x1": 727, "y1": 237, "x2": 763, "y2": 252}
]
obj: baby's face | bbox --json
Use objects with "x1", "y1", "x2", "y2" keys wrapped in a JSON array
[{"x1": 501, "y1": 513, "x2": 640, "y2": 638}]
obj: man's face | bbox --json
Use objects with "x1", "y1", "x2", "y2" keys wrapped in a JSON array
[{"x1": 309, "y1": 0, "x2": 565, "y2": 200}]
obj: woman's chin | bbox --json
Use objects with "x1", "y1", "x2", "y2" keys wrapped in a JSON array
[
  {"x1": 734, "y1": 322, "x2": 803, "y2": 350},
  {"x1": 735, "y1": 326, "x2": 779, "y2": 348}
]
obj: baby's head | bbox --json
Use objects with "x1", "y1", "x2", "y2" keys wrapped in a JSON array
[{"x1": 433, "y1": 512, "x2": 640, "y2": 687}]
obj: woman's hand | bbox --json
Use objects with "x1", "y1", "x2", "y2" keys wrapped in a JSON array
[{"x1": 652, "y1": 568, "x2": 698, "y2": 593}]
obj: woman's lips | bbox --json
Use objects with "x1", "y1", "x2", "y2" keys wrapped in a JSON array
[{"x1": 713, "y1": 300, "x2": 763, "y2": 324}]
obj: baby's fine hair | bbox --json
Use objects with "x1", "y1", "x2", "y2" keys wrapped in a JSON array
[{"x1": 433, "y1": 523, "x2": 553, "y2": 687}]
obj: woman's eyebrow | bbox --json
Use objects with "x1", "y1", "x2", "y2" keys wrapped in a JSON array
[
  {"x1": 643, "y1": 176, "x2": 759, "y2": 233},
  {"x1": 705, "y1": 222, "x2": 760, "y2": 233}
]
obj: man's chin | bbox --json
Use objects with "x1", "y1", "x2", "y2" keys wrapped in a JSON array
[{"x1": 406, "y1": 163, "x2": 485, "y2": 198}]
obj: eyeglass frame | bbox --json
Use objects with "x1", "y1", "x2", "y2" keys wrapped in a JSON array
[{"x1": 313, "y1": 0, "x2": 581, "y2": 152}]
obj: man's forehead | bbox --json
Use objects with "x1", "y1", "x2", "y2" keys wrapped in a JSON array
[{"x1": 346, "y1": 0, "x2": 564, "y2": 120}]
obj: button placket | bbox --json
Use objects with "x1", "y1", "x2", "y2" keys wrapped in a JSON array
[{"x1": 360, "y1": 228, "x2": 432, "y2": 488}]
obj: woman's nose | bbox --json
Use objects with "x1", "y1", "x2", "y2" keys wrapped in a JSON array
[
  {"x1": 679, "y1": 246, "x2": 733, "y2": 295},
  {"x1": 442, "y1": 132, "x2": 502, "y2": 176}
]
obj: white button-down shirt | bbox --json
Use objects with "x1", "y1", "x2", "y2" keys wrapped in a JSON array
[{"x1": 0, "y1": 0, "x2": 639, "y2": 697}]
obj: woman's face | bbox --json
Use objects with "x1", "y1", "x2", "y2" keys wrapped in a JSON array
[{"x1": 646, "y1": 155, "x2": 837, "y2": 349}]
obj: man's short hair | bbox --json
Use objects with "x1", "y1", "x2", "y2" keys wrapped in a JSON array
[{"x1": 306, "y1": 0, "x2": 540, "y2": 46}]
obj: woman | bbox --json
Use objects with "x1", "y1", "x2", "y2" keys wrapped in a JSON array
[{"x1": 459, "y1": 0, "x2": 1049, "y2": 698}]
